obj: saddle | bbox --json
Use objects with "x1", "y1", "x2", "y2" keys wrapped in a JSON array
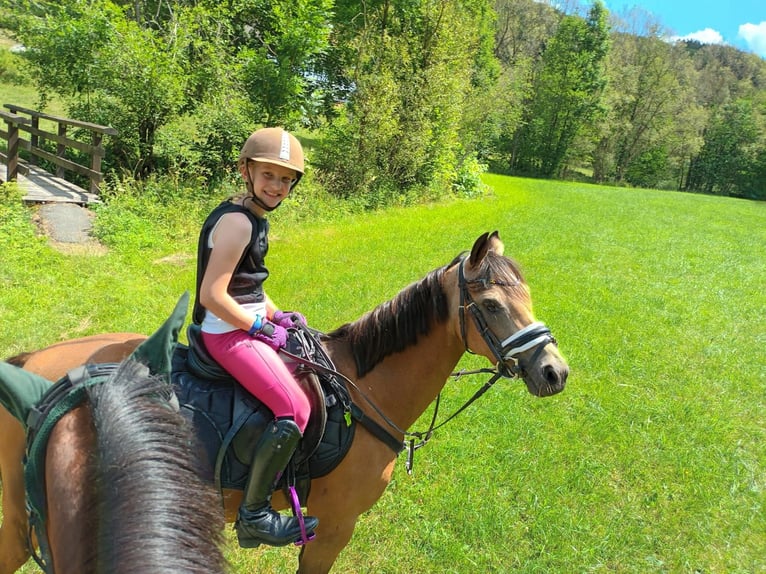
[{"x1": 175, "y1": 324, "x2": 357, "y2": 505}]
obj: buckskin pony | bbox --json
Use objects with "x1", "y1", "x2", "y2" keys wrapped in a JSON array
[{"x1": 0, "y1": 231, "x2": 568, "y2": 573}]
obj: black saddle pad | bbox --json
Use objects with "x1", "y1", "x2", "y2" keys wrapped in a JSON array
[{"x1": 171, "y1": 330, "x2": 356, "y2": 500}]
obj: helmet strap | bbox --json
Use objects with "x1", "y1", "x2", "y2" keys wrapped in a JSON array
[{"x1": 247, "y1": 190, "x2": 281, "y2": 212}]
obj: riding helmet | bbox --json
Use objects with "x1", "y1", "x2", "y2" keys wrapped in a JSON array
[{"x1": 239, "y1": 127, "x2": 304, "y2": 188}]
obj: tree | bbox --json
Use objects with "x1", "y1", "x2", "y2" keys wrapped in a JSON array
[
  {"x1": 228, "y1": 0, "x2": 333, "y2": 127},
  {"x1": 14, "y1": 0, "x2": 332, "y2": 177},
  {"x1": 493, "y1": 0, "x2": 558, "y2": 67},
  {"x1": 686, "y1": 99, "x2": 763, "y2": 196},
  {"x1": 585, "y1": 8, "x2": 705, "y2": 189},
  {"x1": 490, "y1": 0, "x2": 558, "y2": 170},
  {"x1": 687, "y1": 42, "x2": 766, "y2": 107},
  {"x1": 742, "y1": 145, "x2": 766, "y2": 200},
  {"x1": 509, "y1": 1, "x2": 610, "y2": 177},
  {"x1": 17, "y1": 1, "x2": 187, "y2": 175},
  {"x1": 600, "y1": 36, "x2": 702, "y2": 187},
  {"x1": 314, "y1": 0, "x2": 501, "y2": 205}
]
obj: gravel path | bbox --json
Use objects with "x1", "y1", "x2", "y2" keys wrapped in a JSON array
[{"x1": 37, "y1": 203, "x2": 96, "y2": 244}]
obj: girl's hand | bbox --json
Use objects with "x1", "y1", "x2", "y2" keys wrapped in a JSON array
[
  {"x1": 252, "y1": 320, "x2": 288, "y2": 350},
  {"x1": 272, "y1": 310, "x2": 307, "y2": 328}
]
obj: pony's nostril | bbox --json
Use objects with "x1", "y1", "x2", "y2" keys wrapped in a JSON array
[{"x1": 543, "y1": 365, "x2": 561, "y2": 387}]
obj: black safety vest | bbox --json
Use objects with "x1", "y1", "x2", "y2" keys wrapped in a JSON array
[{"x1": 193, "y1": 201, "x2": 269, "y2": 325}]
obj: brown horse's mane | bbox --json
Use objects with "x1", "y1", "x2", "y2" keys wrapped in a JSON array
[
  {"x1": 83, "y1": 360, "x2": 225, "y2": 573},
  {"x1": 4, "y1": 352, "x2": 31, "y2": 367},
  {"x1": 324, "y1": 251, "x2": 528, "y2": 378}
]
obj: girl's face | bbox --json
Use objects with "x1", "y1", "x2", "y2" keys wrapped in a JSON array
[{"x1": 242, "y1": 161, "x2": 297, "y2": 210}]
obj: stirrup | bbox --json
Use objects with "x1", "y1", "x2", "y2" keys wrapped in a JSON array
[{"x1": 288, "y1": 485, "x2": 316, "y2": 547}]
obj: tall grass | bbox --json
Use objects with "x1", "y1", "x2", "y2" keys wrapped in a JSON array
[{"x1": 0, "y1": 175, "x2": 764, "y2": 573}]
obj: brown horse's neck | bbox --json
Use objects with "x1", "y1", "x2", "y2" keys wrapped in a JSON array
[
  {"x1": 329, "y1": 316, "x2": 466, "y2": 434},
  {"x1": 322, "y1": 262, "x2": 471, "y2": 435}
]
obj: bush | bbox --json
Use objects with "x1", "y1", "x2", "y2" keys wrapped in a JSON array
[
  {"x1": 153, "y1": 115, "x2": 206, "y2": 181},
  {"x1": 93, "y1": 175, "x2": 226, "y2": 252},
  {"x1": 192, "y1": 99, "x2": 254, "y2": 179},
  {"x1": 271, "y1": 167, "x2": 362, "y2": 225},
  {"x1": 452, "y1": 156, "x2": 489, "y2": 199},
  {"x1": 0, "y1": 47, "x2": 28, "y2": 84},
  {"x1": 625, "y1": 147, "x2": 671, "y2": 190}
]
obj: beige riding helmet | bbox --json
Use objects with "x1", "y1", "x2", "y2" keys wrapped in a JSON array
[{"x1": 239, "y1": 127, "x2": 304, "y2": 188}]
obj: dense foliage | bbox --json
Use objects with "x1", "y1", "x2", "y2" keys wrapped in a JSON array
[
  {"x1": 1, "y1": 0, "x2": 764, "y2": 200},
  {"x1": 507, "y1": 2, "x2": 609, "y2": 177}
]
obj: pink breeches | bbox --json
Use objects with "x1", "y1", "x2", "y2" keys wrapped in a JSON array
[{"x1": 201, "y1": 330, "x2": 311, "y2": 433}]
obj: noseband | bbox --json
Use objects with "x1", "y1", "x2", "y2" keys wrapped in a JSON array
[{"x1": 457, "y1": 258, "x2": 556, "y2": 378}]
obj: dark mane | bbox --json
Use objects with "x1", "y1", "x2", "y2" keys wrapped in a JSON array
[
  {"x1": 323, "y1": 251, "x2": 529, "y2": 378},
  {"x1": 324, "y1": 262, "x2": 453, "y2": 378},
  {"x1": 3, "y1": 352, "x2": 31, "y2": 367},
  {"x1": 86, "y1": 360, "x2": 226, "y2": 574}
]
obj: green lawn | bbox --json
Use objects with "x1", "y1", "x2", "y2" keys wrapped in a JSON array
[{"x1": 1, "y1": 175, "x2": 764, "y2": 573}]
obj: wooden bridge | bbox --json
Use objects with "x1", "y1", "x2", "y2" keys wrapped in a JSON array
[{"x1": 0, "y1": 104, "x2": 117, "y2": 204}]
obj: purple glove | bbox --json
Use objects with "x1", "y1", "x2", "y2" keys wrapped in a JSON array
[
  {"x1": 252, "y1": 320, "x2": 288, "y2": 351},
  {"x1": 272, "y1": 310, "x2": 307, "y2": 329}
]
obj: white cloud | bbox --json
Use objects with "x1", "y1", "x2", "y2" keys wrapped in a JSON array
[
  {"x1": 738, "y1": 22, "x2": 766, "y2": 57},
  {"x1": 670, "y1": 28, "x2": 724, "y2": 45}
]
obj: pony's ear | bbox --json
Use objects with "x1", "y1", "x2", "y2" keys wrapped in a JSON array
[
  {"x1": 468, "y1": 231, "x2": 504, "y2": 266},
  {"x1": 468, "y1": 232, "x2": 490, "y2": 266},
  {"x1": 0, "y1": 362, "x2": 52, "y2": 425},
  {"x1": 129, "y1": 292, "x2": 189, "y2": 379},
  {"x1": 487, "y1": 230, "x2": 504, "y2": 256}
]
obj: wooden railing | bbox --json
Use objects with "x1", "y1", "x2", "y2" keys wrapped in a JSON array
[{"x1": 0, "y1": 104, "x2": 117, "y2": 194}]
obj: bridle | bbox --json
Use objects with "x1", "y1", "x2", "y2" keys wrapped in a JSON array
[
  {"x1": 457, "y1": 258, "x2": 556, "y2": 379},
  {"x1": 361, "y1": 258, "x2": 559, "y2": 472},
  {"x1": 394, "y1": 259, "x2": 559, "y2": 472}
]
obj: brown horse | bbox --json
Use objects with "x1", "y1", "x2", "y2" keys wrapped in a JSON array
[
  {"x1": 0, "y1": 335, "x2": 148, "y2": 573},
  {"x1": 0, "y1": 231, "x2": 569, "y2": 573},
  {"x1": 0, "y1": 351, "x2": 226, "y2": 573}
]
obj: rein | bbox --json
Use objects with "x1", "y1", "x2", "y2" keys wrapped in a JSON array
[
  {"x1": 401, "y1": 366, "x2": 505, "y2": 474},
  {"x1": 283, "y1": 337, "x2": 505, "y2": 473}
]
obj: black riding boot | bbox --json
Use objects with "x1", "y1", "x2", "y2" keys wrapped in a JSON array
[{"x1": 235, "y1": 419, "x2": 319, "y2": 548}]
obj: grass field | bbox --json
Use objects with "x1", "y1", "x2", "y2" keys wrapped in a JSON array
[{"x1": 0, "y1": 175, "x2": 764, "y2": 573}]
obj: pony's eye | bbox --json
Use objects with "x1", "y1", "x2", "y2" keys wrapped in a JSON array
[{"x1": 482, "y1": 300, "x2": 501, "y2": 314}]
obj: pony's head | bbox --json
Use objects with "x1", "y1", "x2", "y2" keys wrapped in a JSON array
[{"x1": 452, "y1": 231, "x2": 568, "y2": 397}]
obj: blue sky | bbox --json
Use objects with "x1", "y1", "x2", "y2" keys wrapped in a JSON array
[{"x1": 603, "y1": 0, "x2": 766, "y2": 57}]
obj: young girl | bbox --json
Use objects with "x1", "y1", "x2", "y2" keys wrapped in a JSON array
[{"x1": 192, "y1": 127, "x2": 318, "y2": 548}]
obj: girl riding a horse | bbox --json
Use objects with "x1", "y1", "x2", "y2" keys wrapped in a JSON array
[{"x1": 193, "y1": 127, "x2": 317, "y2": 548}]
